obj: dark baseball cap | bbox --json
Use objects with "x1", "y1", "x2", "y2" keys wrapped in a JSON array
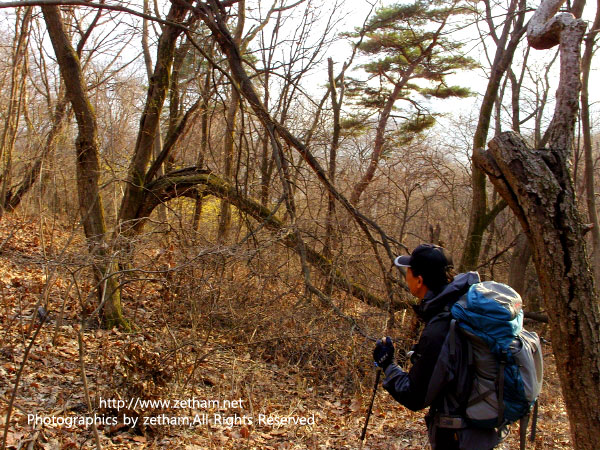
[{"x1": 394, "y1": 244, "x2": 453, "y2": 274}]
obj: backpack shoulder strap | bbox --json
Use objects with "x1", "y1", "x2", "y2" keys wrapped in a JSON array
[{"x1": 446, "y1": 319, "x2": 475, "y2": 415}]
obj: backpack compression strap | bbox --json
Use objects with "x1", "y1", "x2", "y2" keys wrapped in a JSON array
[{"x1": 497, "y1": 358, "x2": 506, "y2": 427}]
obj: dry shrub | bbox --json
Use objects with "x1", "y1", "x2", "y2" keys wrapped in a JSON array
[
  {"x1": 101, "y1": 230, "x2": 416, "y2": 411},
  {"x1": 154, "y1": 242, "x2": 401, "y2": 393},
  {"x1": 99, "y1": 340, "x2": 173, "y2": 411}
]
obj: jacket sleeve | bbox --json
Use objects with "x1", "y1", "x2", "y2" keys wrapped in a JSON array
[{"x1": 382, "y1": 315, "x2": 451, "y2": 411}]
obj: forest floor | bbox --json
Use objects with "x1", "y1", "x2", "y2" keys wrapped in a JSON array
[{"x1": 0, "y1": 215, "x2": 572, "y2": 449}]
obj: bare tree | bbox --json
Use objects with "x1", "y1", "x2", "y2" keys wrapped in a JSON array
[
  {"x1": 580, "y1": 0, "x2": 600, "y2": 283},
  {"x1": 347, "y1": 0, "x2": 475, "y2": 205},
  {"x1": 460, "y1": 0, "x2": 526, "y2": 271},
  {"x1": 216, "y1": 0, "x2": 244, "y2": 242},
  {"x1": 0, "y1": 7, "x2": 33, "y2": 217},
  {"x1": 116, "y1": 1, "x2": 191, "y2": 236},
  {"x1": 41, "y1": 4, "x2": 128, "y2": 329}
]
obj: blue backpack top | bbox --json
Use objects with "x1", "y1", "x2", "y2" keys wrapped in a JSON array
[{"x1": 450, "y1": 281, "x2": 543, "y2": 428}]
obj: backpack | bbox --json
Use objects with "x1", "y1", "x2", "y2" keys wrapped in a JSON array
[{"x1": 449, "y1": 281, "x2": 544, "y2": 429}]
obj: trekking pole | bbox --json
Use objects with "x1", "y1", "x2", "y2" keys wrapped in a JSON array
[
  {"x1": 519, "y1": 413, "x2": 530, "y2": 450},
  {"x1": 359, "y1": 368, "x2": 381, "y2": 448},
  {"x1": 530, "y1": 400, "x2": 539, "y2": 442}
]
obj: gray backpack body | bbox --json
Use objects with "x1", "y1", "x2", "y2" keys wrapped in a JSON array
[{"x1": 450, "y1": 281, "x2": 544, "y2": 428}]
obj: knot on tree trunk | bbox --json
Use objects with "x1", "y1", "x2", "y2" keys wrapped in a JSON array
[
  {"x1": 528, "y1": 12, "x2": 582, "y2": 49},
  {"x1": 527, "y1": 0, "x2": 586, "y2": 51}
]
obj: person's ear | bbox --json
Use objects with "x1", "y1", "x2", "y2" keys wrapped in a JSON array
[{"x1": 416, "y1": 274, "x2": 424, "y2": 288}]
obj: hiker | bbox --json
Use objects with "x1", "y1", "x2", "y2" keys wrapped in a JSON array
[{"x1": 372, "y1": 243, "x2": 500, "y2": 450}]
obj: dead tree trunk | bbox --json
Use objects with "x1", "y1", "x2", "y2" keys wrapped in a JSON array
[{"x1": 474, "y1": 2, "x2": 600, "y2": 447}]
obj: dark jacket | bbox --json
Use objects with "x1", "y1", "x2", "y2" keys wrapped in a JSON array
[{"x1": 383, "y1": 272, "x2": 500, "y2": 450}]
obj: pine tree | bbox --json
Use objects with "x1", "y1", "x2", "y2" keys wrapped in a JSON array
[{"x1": 346, "y1": 0, "x2": 477, "y2": 204}]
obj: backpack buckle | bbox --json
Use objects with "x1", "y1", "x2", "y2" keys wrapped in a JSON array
[{"x1": 435, "y1": 415, "x2": 467, "y2": 429}]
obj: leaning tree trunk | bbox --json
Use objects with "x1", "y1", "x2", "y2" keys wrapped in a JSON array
[
  {"x1": 474, "y1": 1, "x2": 600, "y2": 447},
  {"x1": 134, "y1": 167, "x2": 411, "y2": 312}
]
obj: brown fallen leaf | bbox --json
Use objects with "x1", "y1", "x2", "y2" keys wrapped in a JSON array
[{"x1": 350, "y1": 397, "x2": 362, "y2": 412}]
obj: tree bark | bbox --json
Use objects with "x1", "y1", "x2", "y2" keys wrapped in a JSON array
[{"x1": 474, "y1": 3, "x2": 600, "y2": 446}]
